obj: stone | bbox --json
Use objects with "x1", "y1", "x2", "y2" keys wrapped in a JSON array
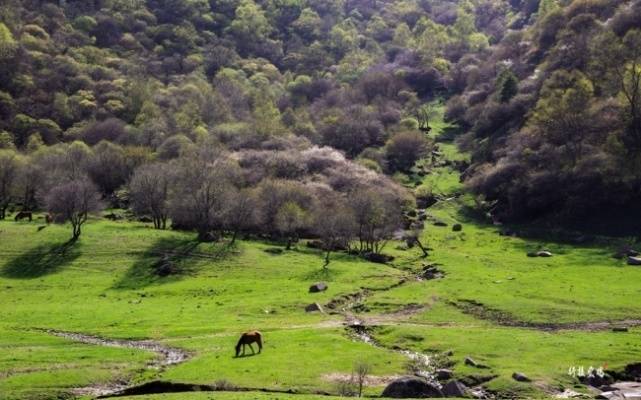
[
  {"x1": 442, "y1": 380, "x2": 470, "y2": 397},
  {"x1": 464, "y1": 357, "x2": 477, "y2": 366},
  {"x1": 381, "y1": 376, "x2": 443, "y2": 398},
  {"x1": 304, "y1": 303, "x2": 323, "y2": 313},
  {"x1": 436, "y1": 369, "x2": 453, "y2": 380},
  {"x1": 628, "y1": 256, "x2": 641, "y2": 266},
  {"x1": 512, "y1": 372, "x2": 531, "y2": 382},
  {"x1": 527, "y1": 252, "x2": 538, "y2": 257},
  {"x1": 309, "y1": 282, "x2": 328, "y2": 293},
  {"x1": 612, "y1": 326, "x2": 629, "y2": 332},
  {"x1": 537, "y1": 251, "x2": 553, "y2": 257},
  {"x1": 433, "y1": 221, "x2": 448, "y2": 227},
  {"x1": 452, "y1": 223, "x2": 462, "y2": 232}
]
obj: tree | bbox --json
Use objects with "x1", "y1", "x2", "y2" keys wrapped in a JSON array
[
  {"x1": 496, "y1": 68, "x2": 518, "y2": 103},
  {"x1": 129, "y1": 163, "x2": 171, "y2": 230},
  {"x1": 275, "y1": 201, "x2": 307, "y2": 249},
  {"x1": 529, "y1": 70, "x2": 595, "y2": 166},
  {"x1": 385, "y1": 131, "x2": 430, "y2": 172},
  {"x1": 170, "y1": 152, "x2": 238, "y2": 241},
  {"x1": 223, "y1": 187, "x2": 258, "y2": 245},
  {"x1": 349, "y1": 188, "x2": 403, "y2": 255},
  {"x1": 312, "y1": 198, "x2": 356, "y2": 268},
  {"x1": 0, "y1": 149, "x2": 19, "y2": 219},
  {"x1": 45, "y1": 179, "x2": 103, "y2": 240}
]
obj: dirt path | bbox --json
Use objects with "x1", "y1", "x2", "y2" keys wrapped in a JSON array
[{"x1": 43, "y1": 329, "x2": 190, "y2": 397}]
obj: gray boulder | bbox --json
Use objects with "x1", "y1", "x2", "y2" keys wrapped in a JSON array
[
  {"x1": 382, "y1": 376, "x2": 443, "y2": 398},
  {"x1": 309, "y1": 282, "x2": 328, "y2": 293},
  {"x1": 442, "y1": 380, "x2": 470, "y2": 397},
  {"x1": 436, "y1": 369, "x2": 453, "y2": 380},
  {"x1": 304, "y1": 303, "x2": 323, "y2": 313},
  {"x1": 537, "y1": 251, "x2": 553, "y2": 257},
  {"x1": 628, "y1": 256, "x2": 641, "y2": 266},
  {"x1": 512, "y1": 372, "x2": 531, "y2": 382},
  {"x1": 452, "y1": 224, "x2": 462, "y2": 232}
]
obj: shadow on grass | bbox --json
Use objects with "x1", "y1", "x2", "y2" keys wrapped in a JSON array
[
  {"x1": 113, "y1": 237, "x2": 233, "y2": 290},
  {"x1": 1, "y1": 239, "x2": 80, "y2": 279}
]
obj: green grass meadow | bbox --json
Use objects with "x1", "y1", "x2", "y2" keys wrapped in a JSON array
[{"x1": 2, "y1": 106, "x2": 641, "y2": 399}]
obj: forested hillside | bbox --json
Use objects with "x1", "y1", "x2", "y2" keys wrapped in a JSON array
[
  {"x1": 0, "y1": 0, "x2": 640, "y2": 226},
  {"x1": 447, "y1": 0, "x2": 641, "y2": 221}
]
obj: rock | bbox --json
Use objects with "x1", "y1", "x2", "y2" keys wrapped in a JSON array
[
  {"x1": 304, "y1": 303, "x2": 323, "y2": 313},
  {"x1": 596, "y1": 391, "x2": 627, "y2": 400},
  {"x1": 418, "y1": 214, "x2": 428, "y2": 221},
  {"x1": 512, "y1": 372, "x2": 531, "y2": 382},
  {"x1": 407, "y1": 210, "x2": 417, "y2": 218},
  {"x1": 433, "y1": 221, "x2": 448, "y2": 227},
  {"x1": 442, "y1": 380, "x2": 470, "y2": 397},
  {"x1": 537, "y1": 250, "x2": 553, "y2": 257},
  {"x1": 464, "y1": 357, "x2": 478, "y2": 366},
  {"x1": 363, "y1": 252, "x2": 394, "y2": 264},
  {"x1": 612, "y1": 326, "x2": 629, "y2": 332},
  {"x1": 628, "y1": 249, "x2": 640, "y2": 257},
  {"x1": 381, "y1": 376, "x2": 443, "y2": 398},
  {"x1": 452, "y1": 223, "x2": 462, "y2": 232},
  {"x1": 464, "y1": 357, "x2": 489, "y2": 369},
  {"x1": 309, "y1": 282, "x2": 328, "y2": 293},
  {"x1": 627, "y1": 256, "x2": 641, "y2": 266},
  {"x1": 527, "y1": 252, "x2": 538, "y2": 257},
  {"x1": 436, "y1": 369, "x2": 453, "y2": 380}
]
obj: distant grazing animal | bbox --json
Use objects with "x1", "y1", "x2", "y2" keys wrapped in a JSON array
[
  {"x1": 45, "y1": 213, "x2": 53, "y2": 224},
  {"x1": 235, "y1": 331, "x2": 262, "y2": 357},
  {"x1": 14, "y1": 211, "x2": 33, "y2": 222}
]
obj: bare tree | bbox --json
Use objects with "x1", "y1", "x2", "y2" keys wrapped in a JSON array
[
  {"x1": 354, "y1": 361, "x2": 371, "y2": 398},
  {"x1": 45, "y1": 179, "x2": 103, "y2": 240},
  {"x1": 349, "y1": 188, "x2": 403, "y2": 255},
  {"x1": 313, "y1": 197, "x2": 356, "y2": 268},
  {"x1": 0, "y1": 149, "x2": 19, "y2": 219},
  {"x1": 170, "y1": 152, "x2": 239, "y2": 241},
  {"x1": 275, "y1": 201, "x2": 307, "y2": 249},
  {"x1": 129, "y1": 163, "x2": 171, "y2": 229},
  {"x1": 223, "y1": 187, "x2": 258, "y2": 245}
]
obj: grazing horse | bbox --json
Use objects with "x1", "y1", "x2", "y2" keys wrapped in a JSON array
[
  {"x1": 14, "y1": 211, "x2": 32, "y2": 222},
  {"x1": 235, "y1": 331, "x2": 262, "y2": 357}
]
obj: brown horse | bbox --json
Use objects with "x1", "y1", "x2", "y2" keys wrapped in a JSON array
[
  {"x1": 14, "y1": 211, "x2": 32, "y2": 222},
  {"x1": 235, "y1": 331, "x2": 262, "y2": 357}
]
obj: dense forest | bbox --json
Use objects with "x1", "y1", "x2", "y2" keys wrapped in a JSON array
[{"x1": 0, "y1": 0, "x2": 640, "y2": 236}]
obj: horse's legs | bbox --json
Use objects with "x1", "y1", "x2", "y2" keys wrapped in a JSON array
[
  {"x1": 249, "y1": 343, "x2": 255, "y2": 354},
  {"x1": 257, "y1": 338, "x2": 262, "y2": 353}
]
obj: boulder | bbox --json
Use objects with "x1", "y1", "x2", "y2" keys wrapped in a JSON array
[
  {"x1": 304, "y1": 303, "x2": 323, "y2": 313},
  {"x1": 407, "y1": 210, "x2": 417, "y2": 218},
  {"x1": 526, "y1": 252, "x2": 538, "y2": 257},
  {"x1": 381, "y1": 376, "x2": 443, "y2": 398},
  {"x1": 363, "y1": 252, "x2": 394, "y2": 264},
  {"x1": 464, "y1": 357, "x2": 489, "y2": 369},
  {"x1": 309, "y1": 282, "x2": 328, "y2": 293},
  {"x1": 433, "y1": 221, "x2": 448, "y2": 227},
  {"x1": 537, "y1": 251, "x2": 553, "y2": 257},
  {"x1": 612, "y1": 326, "x2": 629, "y2": 332},
  {"x1": 628, "y1": 256, "x2": 641, "y2": 266},
  {"x1": 436, "y1": 369, "x2": 453, "y2": 380},
  {"x1": 442, "y1": 380, "x2": 470, "y2": 398},
  {"x1": 464, "y1": 357, "x2": 478, "y2": 367},
  {"x1": 452, "y1": 224, "x2": 462, "y2": 232},
  {"x1": 512, "y1": 372, "x2": 531, "y2": 382}
]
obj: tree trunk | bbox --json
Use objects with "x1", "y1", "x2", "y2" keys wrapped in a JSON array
[
  {"x1": 230, "y1": 230, "x2": 238, "y2": 246},
  {"x1": 286, "y1": 237, "x2": 292, "y2": 250},
  {"x1": 415, "y1": 237, "x2": 429, "y2": 257},
  {"x1": 323, "y1": 249, "x2": 331, "y2": 269}
]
